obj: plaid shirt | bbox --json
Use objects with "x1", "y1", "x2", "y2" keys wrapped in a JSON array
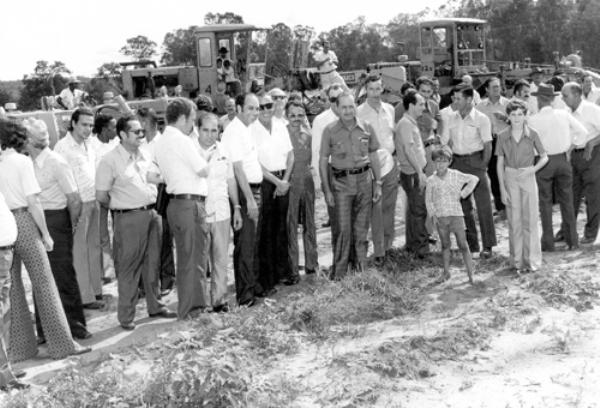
[{"x1": 425, "y1": 168, "x2": 478, "y2": 218}]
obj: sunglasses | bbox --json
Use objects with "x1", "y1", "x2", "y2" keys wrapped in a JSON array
[
  {"x1": 129, "y1": 129, "x2": 146, "y2": 136},
  {"x1": 259, "y1": 103, "x2": 274, "y2": 111},
  {"x1": 272, "y1": 95, "x2": 287, "y2": 100}
]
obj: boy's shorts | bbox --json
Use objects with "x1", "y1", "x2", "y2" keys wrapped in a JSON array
[{"x1": 437, "y1": 216, "x2": 466, "y2": 249}]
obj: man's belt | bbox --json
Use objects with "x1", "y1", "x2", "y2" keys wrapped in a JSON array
[
  {"x1": 0, "y1": 245, "x2": 14, "y2": 251},
  {"x1": 573, "y1": 147, "x2": 586, "y2": 152},
  {"x1": 168, "y1": 194, "x2": 206, "y2": 202},
  {"x1": 332, "y1": 164, "x2": 370, "y2": 178},
  {"x1": 249, "y1": 183, "x2": 262, "y2": 190},
  {"x1": 112, "y1": 204, "x2": 156, "y2": 214},
  {"x1": 453, "y1": 150, "x2": 483, "y2": 158}
]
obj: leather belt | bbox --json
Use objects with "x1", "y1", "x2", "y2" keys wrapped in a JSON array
[
  {"x1": 168, "y1": 194, "x2": 206, "y2": 202},
  {"x1": 112, "y1": 204, "x2": 156, "y2": 214},
  {"x1": 332, "y1": 164, "x2": 370, "y2": 178},
  {"x1": 573, "y1": 147, "x2": 586, "y2": 152},
  {"x1": 10, "y1": 207, "x2": 28, "y2": 214},
  {"x1": 249, "y1": 183, "x2": 262, "y2": 189},
  {"x1": 0, "y1": 245, "x2": 14, "y2": 251},
  {"x1": 453, "y1": 150, "x2": 483, "y2": 158}
]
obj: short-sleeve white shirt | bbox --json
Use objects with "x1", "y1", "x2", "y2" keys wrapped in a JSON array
[
  {"x1": 311, "y1": 108, "x2": 338, "y2": 185},
  {"x1": 58, "y1": 87, "x2": 84, "y2": 110},
  {"x1": 154, "y1": 126, "x2": 208, "y2": 195},
  {"x1": 33, "y1": 147, "x2": 78, "y2": 210},
  {"x1": 0, "y1": 149, "x2": 42, "y2": 209},
  {"x1": 0, "y1": 192, "x2": 17, "y2": 247},
  {"x1": 443, "y1": 108, "x2": 492, "y2": 155},
  {"x1": 357, "y1": 101, "x2": 396, "y2": 154},
  {"x1": 569, "y1": 100, "x2": 600, "y2": 148},
  {"x1": 221, "y1": 117, "x2": 263, "y2": 183},
  {"x1": 53, "y1": 133, "x2": 97, "y2": 202},
  {"x1": 199, "y1": 142, "x2": 233, "y2": 223},
  {"x1": 252, "y1": 119, "x2": 293, "y2": 172},
  {"x1": 528, "y1": 106, "x2": 587, "y2": 155}
]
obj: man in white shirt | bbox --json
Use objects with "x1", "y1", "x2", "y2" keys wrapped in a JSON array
[
  {"x1": 25, "y1": 118, "x2": 90, "y2": 340},
  {"x1": 57, "y1": 79, "x2": 85, "y2": 110},
  {"x1": 512, "y1": 79, "x2": 538, "y2": 115},
  {"x1": 461, "y1": 75, "x2": 481, "y2": 104},
  {"x1": 252, "y1": 94, "x2": 295, "y2": 290},
  {"x1": 357, "y1": 75, "x2": 398, "y2": 265},
  {"x1": 220, "y1": 93, "x2": 263, "y2": 306},
  {"x1": 219, "y1": 98, "x2": 237, "y2": 131},
  {"x1": 529, "y1": 84, "x2": 587, "y2": 251},
  {"x1": 197, "y1": 113, "x2": 242, "y2": 312},
  {"x1": 268, "y1": 88, "x2": 289, "y2": 126},
  {"x1": 54, "y1": 108, "x2": 104, "y2": 309},
  {"x1": 154, "y1": 98, "x2": 210, "y2": 319},
  {"x1": 560, "y1": 82, "x2": 600, "y2": 244},
  {"x1": 582, "y1": 74, "x2": 600, "y2": 104}
]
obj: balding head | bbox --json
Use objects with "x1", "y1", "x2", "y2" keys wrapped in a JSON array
[
  {"x1": 561, "y1": 81, "x2": 583, "y2": 111},
  {"x1": 24, "y1": 118, "x2": 50, "y2": 150}
]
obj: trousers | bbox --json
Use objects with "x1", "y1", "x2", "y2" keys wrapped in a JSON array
[
  {"x1": 73, "y1": 201, "x2": 103, "y2": 304},
  {"x1": 0, "y1": 248, "x2": 16, "y2": 387},
  {"x1": 288, "y1": 169, "x2": 318, "y2": 277},
  {"x1": 400, "y1": 171, "x2": 429, "y2": 256},
  {"x1": 371, "y1": 165, "x2": 399, "y2": 257},
  {"x1": 571, "y1": 148, "x2": 600, "y2": 240},
  {"x1": 206, "y1": 219, "x2": 230, "y2": 307}
]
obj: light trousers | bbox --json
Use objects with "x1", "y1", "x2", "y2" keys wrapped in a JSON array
[
  {"x1": 206, "y1": 219, "x2": 230, "y2": 307},
  {"x1": 73, "y1": 201, "x2": 103, "y2": 304}
]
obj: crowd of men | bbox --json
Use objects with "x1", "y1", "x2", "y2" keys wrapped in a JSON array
[{"x1": 0, "y1": 68, "x2": 599, "y2": 390}]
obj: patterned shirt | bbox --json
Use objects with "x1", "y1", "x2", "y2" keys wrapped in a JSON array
[{"x1": 425, "y1": 168, "x2": 478, "y2": 218}]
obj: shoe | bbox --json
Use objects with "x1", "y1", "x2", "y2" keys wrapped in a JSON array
[
  {"x1": 160, "y1": 288, "x2": 172, "y2": 297},
  {"x1": 212, "y1": 303, "x2": 230, "y2": 313},
  {"x1": 0, "y1": 380, "x2": 29, "y2": 391},
  {"x1": 282, "y1": 276, "x2": 300, "y2": 286},
  {"x1": 121, "y1": 322, "x2": 136, "y2": 331},
  {"x1": 428, "y1": 235, "x2": 437, "y2": 244},
  {"x1": 149, "y1": 309, "x2": 177, "y2": 319},
  {"x1": 541, "y1": 246, "x2": 555, "y2": 252},
  {"x1": 580, "y1": 236, "x2": 595, "y2": 245},
  {"x1": 37, "y1": 336, "x2": 46, "y2": 345},
  {"x1": 554, "y1": 230, "x2": 565, "y2": 242},
  {"x1": 73, "y1": 330, "x2": 92, "y2": 340},
  {"x1": 374, "y1": 256, "x2": 385, "y2": 267},
  {"x1": 239, "y1": 298, "x2": 256, "y2": 308},
  {"x1": 567, "y1": 244, "x2": 579, "y2": 251},
  {"x1": 480, "y1": 248, "x2": 493, "y2": 259},
  {"x1": 102, "y1": 277, "x2": 112, "y2": 285},
  {"x1": 72, "y1": 345, "x2": 92, "y2": 356},
  {"x1": 83, "y1": 301, "x2": 105, "y2": 310},
  {"x1": 305, "y1": 268, "x2": 316, "y2": 275},
  {"x1": 494, "y1": 209, "x2": 507, "y2": 221}
]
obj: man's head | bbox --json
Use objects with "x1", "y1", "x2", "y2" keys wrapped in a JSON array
[
  {"x1": 196, "y1": 112, "x2": 219, "y2": 149},
  {"x1": 561, "y1": 82, "x2": 583, "y2": 111},
  {"x1": 102, "y1": 91, "x2": 115, "y2": 104},
  {"x1": 23, "y1": 118, "x2": 50, "y2": 151},
  {"x1": 0, "y1": 118, "x2": 28, "y2": 152},
  {"x1": 116, "y1": 115, "x2": 145, "y2": 150},
  {"x1": 224, "y1": 97, "x2": 236, "y2": 116},
  {"x1": 217, "y1": 81, "x2": 226, "y2": 94},
  {"x1": 403, "y1": 89, "x2": 426, "y2": 117},
  {"x1": 68, "y1": 78, "x2": 81, "y2": 91},
  {"x1": 513, "y1": 80, "x2": 531, "y2": 101},
  {"x1": 166, "y1": 97, "x2": 196, "y2": 135},
  {"x1": 432, "y1": 146, "x2": 452, "y2": 174},
  {"x1": 461, "y1": 74, "x2": 473, "y2": 86},
  {"x1": 400, "y1": 81, "x2": 415, "y2": 96},
  {"x1": 416, "y1": 76, "x2": 434, "y2": 100},
  {"x1": 582, "y1": 75, "x2": 594, "y2": 94},
  {"x1": 432, "y1": 77, "x2": 440, "y2": 94},
  {"x1": 286, "y1": 101, "x2": 306, "y2": 129},
  {"x1": 505, "y1": 99, "x2": 528, "y2": 127},
  {"x1": 136, "y1": 107, "x2": 159, "y2": 134},
  {"x1": 484, "y1": 77, "x2": 502, "y2": 99},
  {"x1": 268, "y1": 88, "x2": 287, "y2": 115},
  {"x1": 335, "y1": 92, "x2": 357, "y2": 122},
  {"x1": 69, "y1": 108, "x2": 94, "y2": 141},
  {"x1": 195, "y1": 94, "x2": 214, "y2": 113},
  {"x1": 93, "y1": 114, "x2": 117, "y2": 141},
  {"x1": 454, "y1": 86, "x2": 474, "y2": 112},
  {"x1": 364, "y1": 74, "x2": 383, "y2": 101},
  {"x1": 174, "y1": 85, "x2": 183, "y2": 96},
  {"x1": 530, "y1": 67, "x2": 543, "y2": 85},
  {"x1": 258, "y1": 94, "x2": 274, "y2": 125},
  {"x1": 236, "y1": 93, "x2": 260, "y2": 125}
]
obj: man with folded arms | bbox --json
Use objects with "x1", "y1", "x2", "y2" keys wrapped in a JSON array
[
  {"x1": 154, "y1": 98, "x2": 210, "y2": 319},
  {"x1": 96, "y1": 116, "x2": 176, "y2": 330}
]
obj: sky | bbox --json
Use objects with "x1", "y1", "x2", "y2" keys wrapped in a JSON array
[{"x1": 1, "y1": 0, "x2": 445, "y2": 80}]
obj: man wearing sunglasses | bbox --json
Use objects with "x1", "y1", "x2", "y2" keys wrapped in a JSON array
[
  {"x1": 96, "y1": 116, "x2": 176, "y2": 330},
  {"x1": 269, "y1": 88, "x2": 289, "y2": 126}
]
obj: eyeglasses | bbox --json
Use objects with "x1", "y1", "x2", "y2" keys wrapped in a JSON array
[
  {"x1": 259, "y1": 103, "x2": 274, "y2": 111},
  {"x1": 272, "y1": 95, "x2": 287, "y2": 100},
  {"x1": 129, "y1": 129, "x2": 146, "y2": 136}
]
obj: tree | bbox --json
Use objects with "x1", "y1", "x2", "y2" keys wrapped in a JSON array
[
  {"x1": 120, "y1": 35, "x2": 157, "y2": 61},
  {"x1": 0, "y1": 87, "x2": 13, "y2": 108},
  {"x1": 204, "y1": 12, "x2": 244, "y2": 25},
  {"x1": 97, "y1": 62, "x2": 123, "y2": 77},
  {"x1": 265, "y1": 23, "x2": 294, "y2": 77},
  {"x1": 161, "y1": 26, "x2": 201, "y2": 66},
  {"x1": 19, "y1": 61, "x2": 71, "y2": 111}
]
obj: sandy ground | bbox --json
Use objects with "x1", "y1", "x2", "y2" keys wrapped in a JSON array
[{"x1": 7, "y1": 189, "x2": 600, "y2": 407}]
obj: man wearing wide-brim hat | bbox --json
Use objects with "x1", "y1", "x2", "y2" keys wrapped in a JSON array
[
  {"x1": 528, "y1": 83, "x2": 588, "y2": 251},
  {"x1": 57, "y1": 76, "x2": 84, "y2": 110}
]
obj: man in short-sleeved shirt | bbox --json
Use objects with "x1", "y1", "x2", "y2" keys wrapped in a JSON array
[
  {"x1": 57, "y1": 80, "x2": 84, "y2": 110},
  {"x1": 97, "y1": 116, "x2": 173, "y2": 329},
  {"x1": 320, "y1": 92, "x2": 382, "y2": 278}
]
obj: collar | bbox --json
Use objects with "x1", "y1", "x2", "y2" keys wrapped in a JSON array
[
  {"x1": 572, "y1": 100, "x2": 586, "y2": 115},
  {"x1": 459, "y1": 107, "x2": 477, "y2": 121},
  {"x1": 116, "y1": 143, "x2": 142, "y2": 161},
  {"x1": 403, "y1": 114, "x2": 418, "y2": 126},
  {"x1": 34, "y1": 147, "x2": 51, "y2": 167},
  {"x1": 482, "y1": 96, "x2": 507, "y2": 106},
  {"x1": 332, "y1": 117, "x2": 367, "y2": 133}
]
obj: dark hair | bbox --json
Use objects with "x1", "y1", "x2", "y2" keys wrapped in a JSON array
[
  {"x1": 285, "y1": 100, "x2": 306, "y2": 113},
  {"x1": 513, "y1": 79, "x2": 530, "y2": 95},
  {"x1": 431, "y1": 147, "x2": 452, "y2": 161},
  {"x1": 484, "y1": 77, "x2": 501, "y2": 89},
  {"x1": 449, "y1": 85, "x2": 463, "y2": 96},
  {"x1": 0, "y1": 118, "x2": 28, "y2": 152},
  {"x1": 288, "y1": 91, "x2": 303, "y2": 103},
  {"x1": 548, "y1": 76, "x2": 565, "y2": 92},
  {"x1": 402, "y1": 89, "x2": 419, "y2": 110},
  {"x1": 116, "y1": 115, "x2": 137, "y2": 138},
  {"x1": 364, "y1": 74, "x2": 382, "y2": 86},
  {"x1": 69, "y1": 107, "x2": 94, "y2": 131},
  {"x1": 235, "y1": 93, "x2": 257, "y2": 110},
  {"x1": 334, "y1": 91, "x2": 354, "y2": 106},
  {"x1": 166, "y1": 97, "x2": 194, "y2": 125},
  {"x1": 416, "y1": 76, "x2": 434, "y2": 89},
  {"x1": 458, "y1": 86, "x2": 474, "y2": 99},
  {"x1": 400, "y1": 81, "x2": 415, "y2": 95},
  {"x1": 195, "y1": 94, "x2": 214, "y2": 112},
  {"x1": 326, "y1": 83, "x2": 343, "y2": 98},
  {"x1": 223, "y1": 60, "x2": 231, "y2": 68},
  {"x1": 197, "y1": 111, "x2": 219, "y2": 128},
  {"x1": 93, "y1": 113, "x2": 114, "y2": 135},
  {"x1": 137, "y1": 107, "x2": 158, "y2": 127},
  {"x1": 505, "y1": 99, "x2": 528, "y2": 116}
]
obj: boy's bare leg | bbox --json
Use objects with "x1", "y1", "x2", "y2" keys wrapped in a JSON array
[
  {"x1": 455, "y1": 230, "x2": 474, "y2": 284},
  {"x1": 441, "y1": 248, "x2": 451, "y2": 281}
]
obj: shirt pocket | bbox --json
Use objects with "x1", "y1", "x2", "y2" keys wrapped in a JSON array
[
  {"x1": 359, "y1": 136, "x2": 370, "y2": 155},
  {"x1": 332, "y1": 141, "x2": 346, "y2": 160}
]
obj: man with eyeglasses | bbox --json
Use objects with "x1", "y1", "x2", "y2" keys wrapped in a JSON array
[
  {"x1": 320, "y1": 92, "x2": 382, "y2": 278},
  {"x1": 96, "y1": 116, "x2": 176, "y2": 330}
]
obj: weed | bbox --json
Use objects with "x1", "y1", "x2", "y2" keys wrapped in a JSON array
[{"x1": 526, "y1": 272, "x2": 599, "y2": 311}]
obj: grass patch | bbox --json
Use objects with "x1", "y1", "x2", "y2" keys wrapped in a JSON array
[{"x1": 525, "y1": 272, "x2": 600, "y2": 311}]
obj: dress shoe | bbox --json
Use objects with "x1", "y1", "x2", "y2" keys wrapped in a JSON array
[
  {"x1": 72, "y1": 346, "x2": 92, "y2": 356},
  {"x1": 37, "y1": 336, "x2": 46, "y2": 345},
  {"x1": 239, "y1": 298, "x2": 256, "y2": 308},
  {"x1": 580, "y1": 236, "x2": 595, "y2": 245},
  {"x1": 374, "y1": 256, "x2": 385, "y2": 267},
  {"x1": 212, "y1": 303, "x2": 230, "y2": 313},
  {"x1": 428, "y1": 235, "x2": 438, "y2": 244},
  {"x1": 0, "y1": 380, "x2": 29, "y2": 391},
  {"x1": 480, "y1": 248, "x2": 493, "y2": 259},
  {"x1": 95, "y1": 294, "x2": 104, "y2": 301},
  {"x1": 149, "y1": 309, "x2": 177, "y2": 319},
  {"x1": 256, "y1": 287, "x2": 277, "y2": 297},
  {"x1": 160, "y1": 288, "x2": 172, "y2": 297},
  {"x1": 493, "y1": 209, "x2": 507, "y2": 221},
  {"x1": 554, "y1": 230, "x2": 565, "y2": 242},
  {"x1": 541, "y1": 246, "x2": 555, "y2": 252},
  {"x1": 282, "y1": 276, "x2": 300, "y2": 286},
  {"x1": 567, "y1": 244, "x2": 579, "y2": 251},
  {"x1": 121, "y1": 322, "x2": 136, "y2": 331},
  {"x1": 73, "y1": 330, "x2": 93, "y2": 340},
  {"x1": 305, "y1": 268, "x2": 316, "y2": 275},
  {"x1": 83, "y1": 301, "x2": 105, "y2": 310}
]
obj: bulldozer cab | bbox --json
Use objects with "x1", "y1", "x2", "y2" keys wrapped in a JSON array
[
  {"x1": 195, "y1": 24, "x2": 267, "y2": 98},
  {"x1": 419, "y1": 18, "x2": 487, "y2": 87}
]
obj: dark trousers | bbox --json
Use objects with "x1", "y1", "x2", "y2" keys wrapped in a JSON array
[
  {"x1": 331, "y1": 171, "x2": 372, "y2": 278},
  {"x1": 113, "y1": 209, "x2": 164, "y2": 325},
  {"x1": 571, "y1": 148, "x2": 600, "y2": 240},
  {"x1": 488, "y1": 137, "x2": 505, "y2": 213},
  {"x1": 233, "y1": 186, "x2": 262, "y2": 304},
  {"x1": 259, "y1": 179, "x2": 291, "y2": 289},
  {"x1": 167, "y1": 199, "x2": 209, "y2": 318},
  {"x1": 288, "y1": 170, "x2": 318, "y2": 277},
  {"x1": 36, "y1": 209, "x2": 87, "y2": 338},
  {"x1": 452, "y1": 153, "x2": 497, "y2": 251},
  {"x1": 400, "y1": 172, "x2": 429, "y2": 256},
  {"x1": 537, "y1": 153, "x2": 577, "y2": 249},
  {"x1": 159, "y1": 214, "x2": 176, "y2": 290}
]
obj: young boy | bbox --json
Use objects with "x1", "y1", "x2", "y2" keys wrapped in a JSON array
[{"x1": 425, "y1": 147, "x2": 479, "y2": 284}]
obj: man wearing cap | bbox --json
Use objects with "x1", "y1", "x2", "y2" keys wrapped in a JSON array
[
  {"x1": 320, "y1": 92, "x2": 382, "y2": 278},
  {"x1": 476, "y1": 77, "x2": 509, "y2": 219},
  {"x1": 269, "y1": 88, "x2": 289, "y2": 126},
  {"x1": 57, "y1": 79, "x2": 85, "y2": 110},
  {"x1": 357, "y1": 74, "x2": 398, "y2": 265},
  {"x1": 24, "y1": 119, "x2": 90, "y2": 340},
  {"x1": 54, "y1": 108, "x2": 104, "y2": 309},
  {"x1": 560, "y1": 82, "x2": 600, "y2": 244},
  {"x1": 529, "y1": 84, "x2": 587, "y2": 251},
  {"x1": 97, "y1": 116, "x2": 176, "y2": 330},
  {"x1": 154, "y1": 98, "x2": 210, "y2": 319}
]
